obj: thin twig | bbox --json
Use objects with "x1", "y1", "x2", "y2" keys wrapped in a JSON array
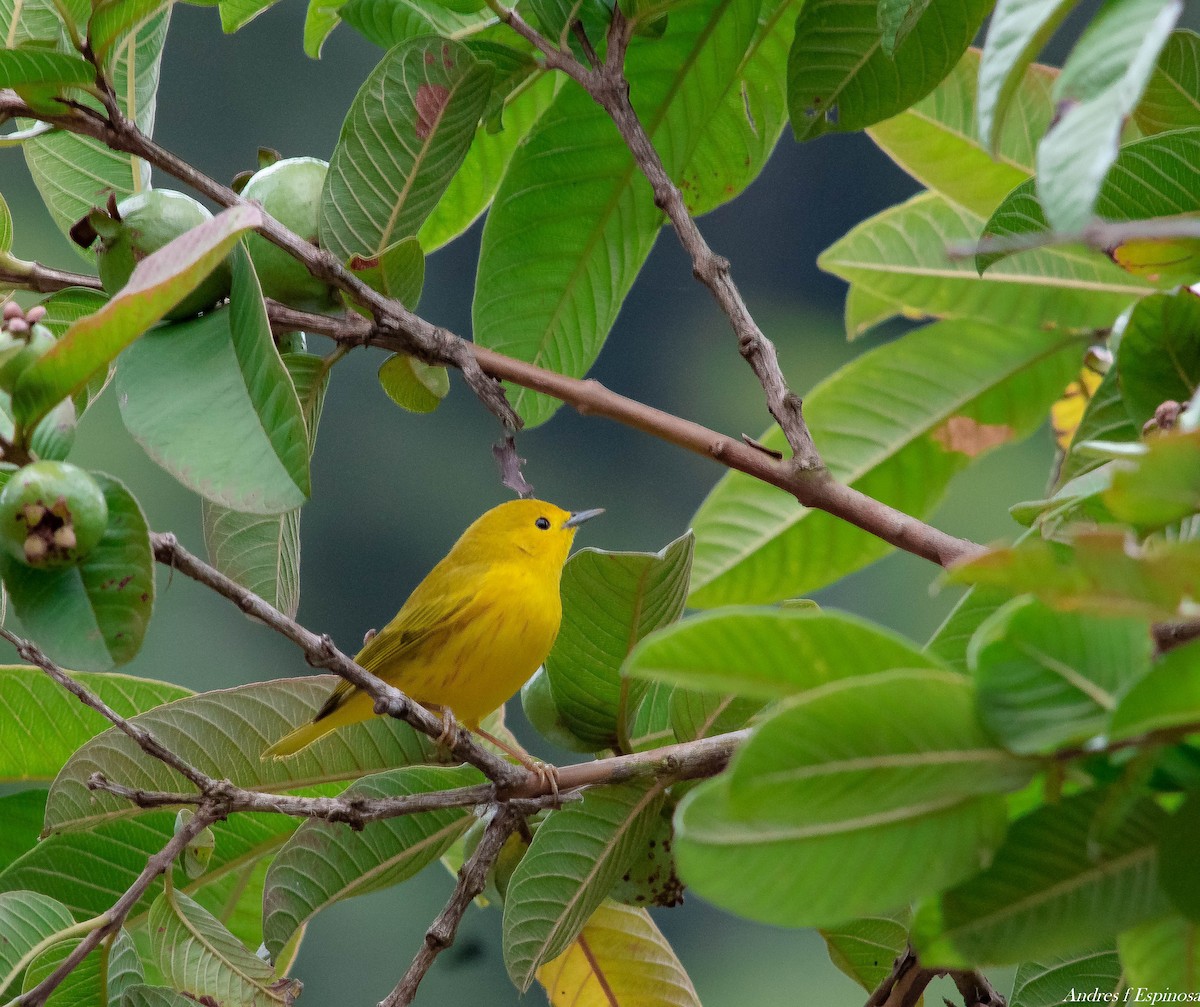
[
  {"x1": 10, "y1": 806, "x2": 220, "y2": 1007},
  {"x1": 947, "y1": 214, "x2": 1200, "y2": 262},
  {"x1": 380, "y1": 804, "x2": 523, "y2": 1007}
]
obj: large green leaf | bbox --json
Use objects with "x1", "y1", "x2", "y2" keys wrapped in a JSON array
[
  {"x1": 1135, "y1": 28, "x2": 1200, "y2": 134},
  {"x1": 980, "y1": 128, "x2": 1200, "y2": 272},
  {"x1": 24, "y1": 10, "x2": 169, "y2": 247},
  {"x1": 925, "y1": 585, "x2": 1012, "y2": 674},
  {"x1": 976, "y1": 0, "x2": 1073, "y2": 151},
  {"x1": 200, "y1": 351, "x2": 330, "y2": 617},
  {"x1": 969, "y1": 598, "x2": 1153, "y2": 754},
  {"x1": 688, "y1": 318, "x2": 1085, "y2": 606},
  {"x1": 545, "y1": 532, "x2": 692, "y2": 750},
  {"x1": 1008, "y1": 949, "x2": 1123, "y2": 1007},
  {"x1": 21, "y1": 927, "x2": 141, "y2": 1005},
  {"x1": 0, "y1": 791, "x2": 46, "y2": 871},
  {"x1": 1119, "y1": 914, "x2": 1200, "y2": 990},
  {"x1": 148, "y1": 885, "x2": 300, "y2": 1005},
  {"x1": 0, "y1": 666, "x2": 190, "y2": 782},
  {"x1": 0, "y1": 474, "x2": 154, "y2": 672},
  {"x1": 1057, "y1": 363, "x2": 1139, "y2": 486},
  {"x1": 913, "y1": 790, "x2": 1169, "y2": 967},
  {"x1": 786, "y1": 0, "x2": 990, "y2": 141},
  {"x1": 339, "y1": 0, "x2": 487, "y2": 48},
  {"x1": 868, "y1": 49, "x2": 1055, "y2": 219},
  {"x1": 13, "y1": 204, "x2": 263, "y2": 435},
  {"x1": 116, "y1": 251, "x2": 311, "y2": 515},
  {"x1": 948, "y1": 527, "x2": 1200, "y2": 622},
  {"x1": 318, "y1": 36, "x2": 494, "y2": 263},
  {"x1": 1110, "y1": 639, "x2": 1200, "y2": 740},
  {"x1": 1035, "y1": 0, "x2": 1181, "y2": 233},
  {"x1": 820, "y1": 192, "x2": 1150, "y2": 339},
  {"x1": 474, "y1": 0, "x2": 762, "y2": 428},
  {"x1": 43, "y1": 676, "x2": 439, "y2": 832},
  {"x1": 1117, "y1": 290, "x2": 1200, "y2": 426},
  {"x1": 503, "y1": 781, "x2": 667, "y2": 991},
  {"x1": 625, "y1": 607, "x2": 940, "y2": 698},
  {"x1": 673, "y1": 673, "x2": 1011, "y2": 927},
  {"x1": 0, "y1": 48, "x2": 93, "y2": 88},
  {"x1": 0, "y1": 890, "x2": 75, "y2": 998},
  {"x1": 262, "y1": 764, "x2": 480, "y2": 959},
  {"x1": 120, "y1": 986, "x2": 203, "y2": 1007}
]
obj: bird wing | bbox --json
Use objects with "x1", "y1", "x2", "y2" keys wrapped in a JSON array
[{"x1": 314, "y1": 579, "x2": 481, "y2": 722}]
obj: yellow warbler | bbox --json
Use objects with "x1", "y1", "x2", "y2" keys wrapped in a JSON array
[{"x1": 264, "y1": 499, "x2": 603, "y2": 759}]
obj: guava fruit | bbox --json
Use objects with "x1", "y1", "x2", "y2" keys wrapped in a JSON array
[{"x1": 0, "y1": 460, "x2": 108, "y2": 568}]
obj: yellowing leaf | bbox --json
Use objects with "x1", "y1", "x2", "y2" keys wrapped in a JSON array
[
  {"x1": 536, "y1": 900, "x2": 700, "y2": 1007},
  {"x1": 1110, "y1": 230, "x2": 1200, "y2": 284},
  {"x1": 1052, "y1": 355, "x2": 1107, "y2": 451}
]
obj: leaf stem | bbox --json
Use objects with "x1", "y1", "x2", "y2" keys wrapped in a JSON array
[{"x1": 0, "y1": 914, "x2": 110, "y2": 1002}]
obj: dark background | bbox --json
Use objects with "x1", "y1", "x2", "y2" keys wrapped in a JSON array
[{"x1": 5, "y1": 1, "x2": 1191, "y2": 1002}]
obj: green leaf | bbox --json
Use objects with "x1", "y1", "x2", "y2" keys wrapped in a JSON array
[
  {"x1": 1110, "y1": 639, "x2": 1200, "y2": 740},
  {"x1": 819, "y1": 910, "x2": 911, "y2": 993},
  {"x1": 969, "y1": 598, "x2": 1153, "y2": 754},
  {"x1": 303, "y1": 0, "x2": 346, "y2": 57},
  {"x1": 1105, "y1": 429, "x2": 1200, "y2": 528},
  {"x1": 0, "y1": 891, "x2": 75, "y2": 998},
  {"x1": 503, "y1": 782, "x2": 668, "y2": 991},
  {"x1": 43, "y1": 676, "x2": 438, "y2": 832},
  {"x1": 22, "y1": 928, "x2": 141, "y2": 1005},
  {"x1": 1136, "y1": 29, "x2": 1200, "y2": 134},
  {"x1": 116, "y1": 256, "x2": 312, "y2": 515},
  {"x1": 877, "y1": 0, "x2": 929, "y2": 56},
  {"x1": 1119, "y1": 914, "x2": 1200, "y2": 990},
  {"x1": 339, "y1": 0, "x2": 488, "y2": 49},
  {"x1": 349, "y1": 234, "x2": 424, "y2": 307},
  {"x1": 1008, "y1": 949, "x2": 1123, "y2": 1007},
  {"x1": 200, "y1": 351, "x2": 329, "y2": 617},
  {"x1": 980, "y1": 128, "x2": 1200, "y2": 272},
  {"x1": 318, "y1": 37, "x2": 493, "y2": 263},
  {"x1": 0, "y1": 191, "x2": 12, "y2": 253},
  {"x1": 867, "y1": 49, "x2": 1053, "y2": 218},
  {"x1": 545, "y1": 531, "x2": 692, "y2": 750},
  {"x1": 925, "y1": 585, "x2": 1013, "y2": 674},
  {"x1": 120, "y1": 986, "x2": 203, "y2": 1007},
  {"x1": 726, "y1": 668, "x2": 1030, "y2": 831},
  {"x1": 14, "y1": 203, "x2": 263, "y2": 435},
  {"x1": 1036, "y1": 0, "x2": 1181, "y2": 233},
  {"x1": 0, "y1": 665, "x2": 190, "y2": 782},
  {"x1": 262, "y1": 764, "x2": 481, "y2": 958},
  {"x1": 622, "y1": 679, "x2": 674, "y2": 753},
  {"x1": 786, "y1": 0, "x2": 990, "y2": 141},
  {"x1": 0, "y1": 473, "x2": 154, "y2": 672},
  {"x1": 377, "y1": 353, "x2": 449, "y2": 414},
  {"x1": 1058, "y1": 363, "x2": 1139, "y2": 486},
  {"x1": 626, "y1": 607, "x2": 940, "y2": 698},
  {"x1": 420, "y1": 70, "x2": 559, "y2": 251},
  {"x1": 688, "y1": 318, "x2": 1085, "y2": 606},
  {"x1": 148, "y1": 885, "x2": 300, "y2": 1005},
  {"x1": 0, "y1": 791, "x2": 46, "y2": 871},
  {"x1": 668, "y1": 687, "x2": 763, "y2": 744},
  {"x1": 24, "y1": 9, "x2": 168, "y2": 247},
  {"x1": 949, "y1": 527, "x2": 1200, "y2": 622},
  {"x1": 1158, "y1": 790, "x2": 1200, "y2": 921},
  {"x1": 1117, "y1": 290, "x2": 1200, "y2": 426},
  {"x1": 820, "y1": 192, "x2": 1150, "y2": 339},
  {"x1": 33, "y1": 287, "x2": 111, "y2": 417},
  {"x1": 474, "y1": 0, "x2": 761, "y2": 427},
  {"x1": 675, "y1": 763, "x2": 1007, "y2": 926},
  {"x1": 976, "y1": 0, "x2": 1074, "y2": 151},
  {"x1": 88, "y1": 0, "x2": 171, "y2": 68},
  {"x1": 218, "y1": 0, "x2": 278, "y2": 31},
  {"x1": 913, "y1": 791, "x2": 1169, "y2": 967},
  {"x1": 0, "y1": 48, "x2": 94, "y2": 89}
]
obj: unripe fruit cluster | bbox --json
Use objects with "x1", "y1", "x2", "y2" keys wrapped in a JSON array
[{"x1": 0, "y1": 461, "x2": 108, "y2": 568}]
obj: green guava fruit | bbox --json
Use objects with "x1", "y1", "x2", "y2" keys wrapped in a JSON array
[
  {"x1": 240, "y1": 157, "x2": 338, "y2": 311},
  {"x1": 96, "y1": 190, "x2": 232, "y2": 321},
  {"x1": 0, "y1": 460, "x2": 108, "y2": 568},
  {"x1": 0, "y1": 321, "x2": 55, "y2": 394}
]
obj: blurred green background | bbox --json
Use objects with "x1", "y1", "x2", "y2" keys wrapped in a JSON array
[{"x1": 4, "y1": 1, "x2": 1189, "y2": 1003}]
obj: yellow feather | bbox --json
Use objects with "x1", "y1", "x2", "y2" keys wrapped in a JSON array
[{"x1": 264, "y1": 499, "x2": 601, "y2": 759}]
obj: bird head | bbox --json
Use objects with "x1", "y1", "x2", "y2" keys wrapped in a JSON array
[{"x1": 460, "y1": 499, "x2": 604, "y2": 569}]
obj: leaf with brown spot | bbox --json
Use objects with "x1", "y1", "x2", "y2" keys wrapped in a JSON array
[
  {"x1": 414, "y1": 83, "x2": 451, "y2": 140},
  {"x1": 931, "y1": 415, "x2": 1014, "y2": 457}
]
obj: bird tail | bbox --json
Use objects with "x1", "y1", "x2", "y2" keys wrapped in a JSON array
[{"x1": 263, "y1": 680, "x2": 365, "y2": 759}]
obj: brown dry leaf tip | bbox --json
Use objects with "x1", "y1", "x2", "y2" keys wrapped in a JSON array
[
  {"x1": 931, "y1": 416, "x2": 1014, "y2": 457},
  {"x1": 414, "y1": 83, "x2": 451, "y2": 140},
  {"x1": 493, "y1": 436, "x2": 534, "y2": 498}
]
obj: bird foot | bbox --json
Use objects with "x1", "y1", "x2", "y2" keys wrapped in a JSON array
[{"x1": 431, "y1": 707, "x2": 461, "y2": 751}]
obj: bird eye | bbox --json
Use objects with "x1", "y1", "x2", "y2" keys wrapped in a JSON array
[{"x1": 535, "y1": 517, "x2": 551, "y2": 530}]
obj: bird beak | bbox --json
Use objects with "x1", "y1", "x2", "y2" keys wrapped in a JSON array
[{"x1": 564, "y1": 508, "x2": 604, "y2": 529}]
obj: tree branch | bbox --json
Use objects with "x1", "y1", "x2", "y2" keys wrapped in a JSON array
[{"x1": 380, "y1": 804, "x2": 523, "y2": 1007}]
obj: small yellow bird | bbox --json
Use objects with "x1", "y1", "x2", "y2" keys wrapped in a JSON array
[{"x1": 264, "y1": 499, "x2": 603, "y2": 759}]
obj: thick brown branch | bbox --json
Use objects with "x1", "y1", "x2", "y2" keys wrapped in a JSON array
[{"x1": 381, "y1": 804, "x2": 523, "y2": 1007}]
